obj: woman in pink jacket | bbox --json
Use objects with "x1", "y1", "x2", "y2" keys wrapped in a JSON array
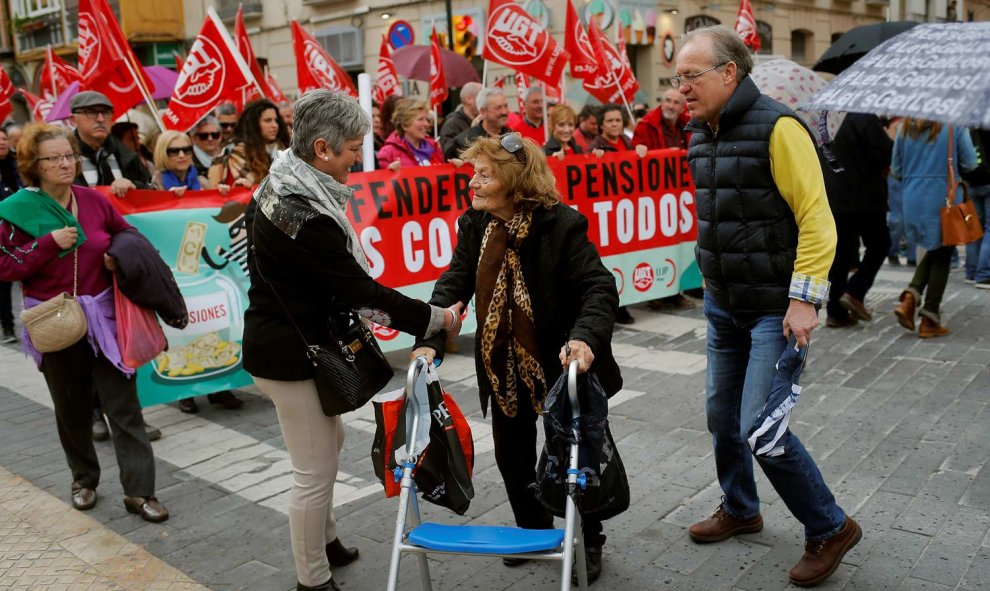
[{"x1": 376, "y1": 99, "x2": 446, "y2": 170}]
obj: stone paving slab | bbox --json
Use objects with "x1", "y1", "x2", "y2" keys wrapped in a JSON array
[{"x1": 0, "y1": 266, "x2": 989, "y2": 590}]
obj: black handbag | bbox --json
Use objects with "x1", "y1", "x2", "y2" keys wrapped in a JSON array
[{"x1": 252, "y1": 244, "x2": 394, "y2": 417}]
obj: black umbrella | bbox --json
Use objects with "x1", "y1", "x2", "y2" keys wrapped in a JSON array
[{"x1": 813, "y1": 21, "x2": 919, "y2": 74}]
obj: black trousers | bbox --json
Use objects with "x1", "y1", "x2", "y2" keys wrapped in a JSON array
[
  {"x1": 490, "y1": 397, "x2": 605, "y2": 547},
  {"x1": 826, "y1": 211, "x2": 892, "y2": 319},
  {"x1": 40, "y1": 340, "x2": 156, "y2": 497},
  {"x1": 0, "y1": 280, "x2": 13, "y2": 330}
]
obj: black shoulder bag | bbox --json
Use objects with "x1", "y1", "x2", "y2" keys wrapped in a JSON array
[{"x1": 251, "y1": 216, "x2": 394, "y2": 416}]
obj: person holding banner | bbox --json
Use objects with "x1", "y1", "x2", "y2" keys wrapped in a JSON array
[
  {"x1": 410, "y1": 133, "x2": 622, "y2": 583},
  {"x1": 543, "y1": 104, "x2": 583, "y2": 159},
  {"x1": 587, "y1": 105, "x2": 633, "y2": 154},
  {"x1": 507, "y1": 87, "x2": 546, "y2": 145},
  {"x1": 189, "y1": 116, "x2": 224, "y2": 174},
  {"x1": 376, "y1": 99, "x2": 446, "y2": 170},
  {"x1": 676, "y1": 27, "x2": 856, "y2": 587},
  {"x1": 0, "y1": 123, "x2": 169, "y2": 523},
  {"x1": 150, "y1": 131, "x2": 209, "y2": 195},
  {"x1": 244, "y1": 90, "x2": 463, "y2": 591},
  {"x1": 70, "y1": 91, "x2": 153, "y2": 197},
  {"x1": 444, "y1": 88, "x2": 512, "y2": 161},
  {"x1": 209, "y1": 99, "x2": 289, "y2": 189}
]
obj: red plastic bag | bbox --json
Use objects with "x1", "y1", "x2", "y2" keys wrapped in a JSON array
[{"x1": 114, "y1": 277, "x2": 167, "y2": 369}]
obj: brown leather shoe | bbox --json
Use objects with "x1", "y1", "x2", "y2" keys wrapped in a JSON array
[
  {"x1": 839, "y1": 293, "x2": 872, "y2": 321},
  {"x1": 894, "y1": 291, "x2": 916, "y2": 331},
  {"x1": 71, "y1": 483, "x2": 97, "y2": 511},
  {"x1": 688, "y1": 504, "x2": 763, "y2": 543},
  {"x1": 918, "y1": 316, "x2": 951, "y2": 338},
  {"x1": 124, "y1": 496, "x2": 170, "y2": 523},
  {"x1": 325, "y1": 537, "x2": 360, "y2": 567},
  {"x1": 789, "y1": 516, "x2": 862, "y2": 587}
]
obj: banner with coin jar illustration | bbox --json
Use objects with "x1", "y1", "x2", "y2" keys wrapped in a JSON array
[{"x1": 102, "y1": 148, "x2": 698, "y2": 406}]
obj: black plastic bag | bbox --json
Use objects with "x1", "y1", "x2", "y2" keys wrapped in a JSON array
[{"x1": 534, "y1": 371, "x2": 630, "y2": 521}]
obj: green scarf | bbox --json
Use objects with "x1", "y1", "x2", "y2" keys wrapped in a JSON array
[{"x1": 0, "y1": 187, "x2": 86, "y2": 257}]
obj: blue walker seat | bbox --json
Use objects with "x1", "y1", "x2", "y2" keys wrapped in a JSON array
[{"x1": 408, "y1": 523, "x2": 566, "y2": 554}]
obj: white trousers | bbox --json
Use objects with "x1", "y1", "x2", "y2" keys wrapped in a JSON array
[{"x1": 253, "y1": 377, "x2": 345, "y2": 587}]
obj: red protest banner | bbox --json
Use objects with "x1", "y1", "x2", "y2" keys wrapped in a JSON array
[
  {"x1": 234, "y1": 4, "x2": 269, "y2": 105},
  {"x1": 78, "y1": 0, "x2": 155, "y2": 114},
  {"x1": 163, "y1": 7, "x2": 259, "y2": 131},
  {"x1": 40, "y1": 46, "x2": 81, "y2": 102},
  {"x1": 565, "y1": 0, "x2": 598, "y2": 80},
  {"x1": 292, "y1": 21, "x2": 358, "y2": 97},
  {"x1": 429, "y1": 28, "x2": 448, "y2": 109},
  {"x1": 0, "y1": 66, "x2": 16, "y2": 122},
  {"x1": 482, "y1": 0, "x2": 569, "y2": 87}
]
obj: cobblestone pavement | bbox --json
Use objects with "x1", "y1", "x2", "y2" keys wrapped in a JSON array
[{"x1": 0, "y1": 265, "x2": 988, "y2": 591}]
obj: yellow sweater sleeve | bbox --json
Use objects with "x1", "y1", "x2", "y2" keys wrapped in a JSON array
[{"x1": 768, "y1": 117, "x2": 837, "y2": 305}]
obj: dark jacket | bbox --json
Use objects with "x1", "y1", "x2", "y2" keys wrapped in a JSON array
[
  {"x1": 0, "y1": 154, "x2": 22, "y2": 200},
  {"x1": 414, "y1": 205, "x2": 622, "y2": 416},
  {"x1": 821, "y1": 113, "x2": 893, "y2": 214},
  {"x1": 962, "y1": 129, "x2": 990, "y2": 188},
  {"x1": 685, "y1": 75, "x2": 802, "y2": 316},
  {"x1": 587, "y1": 134, "x2": 633, "y2": 153},
  {"x1": 439, "y1": 105, "x2": 473, "y2": 156},
  {"x1": 243, "y1": 195, "x2": 435, "y2": 381},
  {"x1": 544, "y1": 137, "x2": 582, "y2": 156},
  {"x1": 444, "y1": 123, "x2": 512, "y2": 161},
  {"x1": 74, "y1": 134, "x2": 153, "y2": 188},
  {"x1": 107, "y1": 228, "x2": 188, "y2": 329}
]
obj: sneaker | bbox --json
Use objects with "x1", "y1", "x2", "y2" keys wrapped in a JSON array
[
  {"x1": 975, "y1": 279, "x2": 990, "y2": 290},
  {"x1": 1, "y1": 327, "x2": 16, "y2": 344},
  {"x1": 688, "y1": 504, "x2": 763, "y2": 543},
  {"x1": 789, "y1": 517, "x2": 862, "y2": 587}
]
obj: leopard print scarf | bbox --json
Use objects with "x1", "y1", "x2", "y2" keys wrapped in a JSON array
[{"x1": 475, "y1": 208, "x2": 546, "y2": 418}]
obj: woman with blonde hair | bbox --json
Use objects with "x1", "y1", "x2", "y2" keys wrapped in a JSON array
[
  {"x1": 376, "y1": 98, "x2": 446, "y2": 170},
  {"x1": 151, "y1": 130, "x2": 209, "y2": 195},
  {"x1": 411, "y1": 133, "x2": 621, "y2": 583},
  {"x1": 544, "y1": 104, "x2": 583, "y2": 160},
  {"x1": 892, "y1": 118, "x2": 977, "y2": 337}
]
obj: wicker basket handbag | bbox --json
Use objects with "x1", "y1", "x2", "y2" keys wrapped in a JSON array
[{"x1": 20, "y1": 195, "x2": 88, "y2": 353}]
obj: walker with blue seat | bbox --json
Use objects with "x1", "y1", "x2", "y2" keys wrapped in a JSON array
[{"x1": 385, "y1": 357, "x2": 589, "y2": 591}]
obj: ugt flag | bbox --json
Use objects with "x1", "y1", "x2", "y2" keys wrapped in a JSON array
[
  {"x1": 373, "y1": 36, "x2": 401, "y2": 105},
  {"x1": 162, "y1": 7, "x2": 259, "y2": 131},
  {"x1": 78, "y1": 0, "x2": 155, "y2": 113},
  {"x1": 0, "y1": 66, "x2": 14, "y2": 122},
  {"x1": 582, "y1": 21, "x2": 639, "y2": 105},
  {"x1": 565, "y1": 0, "x2": 597, "y2": 79},
  {"x1": 429, "y1": 28, "x2": 448, "y2": 109},
  {"x1": 40, "y1": 46, "x2": 81, "y2": 101},
  {"x1": 234, "y1": 3, "x2": 269, "y2": 106},
  {"x1": 735, "y1": 0, "x2": 761, "y2": 52},
  {"x1": 292, "y1": 21, "x2": 358, "y2": 97},
  {"x1": 482, "y1": 0, "x2": 569, "y2": 87}
]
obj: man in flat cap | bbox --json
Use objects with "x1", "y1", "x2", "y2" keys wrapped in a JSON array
[{"x1": 70, "y1": 91, "x2": 153, "y2": 197}]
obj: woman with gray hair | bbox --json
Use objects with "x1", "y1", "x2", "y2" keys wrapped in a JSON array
[{"x1": 242, "y1": 89, "x2": 463, "y2": 591}]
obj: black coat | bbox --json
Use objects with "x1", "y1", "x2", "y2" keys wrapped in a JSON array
[
  {"x1": 544, "y1": 137, "x2": 582, "y2": 156},
  {"x1": 439, "y1": 106, "x2": 474, "y2": 156},
  {"x1": 107, "y1": 229, "x2": 188, "y2": 329},
  {"x1": 74, "y1": 134, "x2": 153, "y2": 188},
  {"x1": 821, "y1": 113, "x2": 893, "y2": 214},
  {"x1": 243, "y1": 196, "x2": 435, "y2": 381},
  {"x1": 414, "y1": 204, "x2": 622, "y2": 416}
]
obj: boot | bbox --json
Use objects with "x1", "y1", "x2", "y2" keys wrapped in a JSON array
[
  {"x1": 893, "y1": 290, "x2": 916, "y2": 331},
  {"x1": 918, "y1": 316, "x2": 950, "y2": 338},
  {"x1": 325, "y1": 538, "x2": 359, "y2": 568}
]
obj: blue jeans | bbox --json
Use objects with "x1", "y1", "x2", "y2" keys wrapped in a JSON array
[
  {"x1": 965, "y1": 185, "x2": 990, "y2": 281},
  {"x1": 703, "y1": 293, "x2": 846, "y2": 541}
]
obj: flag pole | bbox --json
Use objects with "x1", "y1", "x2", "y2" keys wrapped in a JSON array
[
  {"x1": 541, "y1": 80, "x2": 549, "y2": 143},
  {"x1": 47, "y1": 45, "x2": 57, "y2": 99},
  {"x1": 433, "y1": 106, "x2": 439, "y2": 138},
  {"x1": 482, "y1": 60, "x2": 489, "y2": 88}
]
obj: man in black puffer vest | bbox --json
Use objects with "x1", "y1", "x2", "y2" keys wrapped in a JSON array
[{"x1": 677, "y1": 27, "x2": 858, "y2": 588}]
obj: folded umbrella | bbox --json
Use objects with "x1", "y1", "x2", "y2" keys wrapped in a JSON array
[{"x1": 747, "y1": 338, "x2": 807, "y2": 458}]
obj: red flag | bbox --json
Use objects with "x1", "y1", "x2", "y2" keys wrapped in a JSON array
[
  {"x1": 40, "y1": 46, "x2": 82, "y2": 102},
  {"x1": 162, "y1": 7, "x2": 259, "y2": 131},
  {"x1": 482, "y1": 0, "x2": 569, "y2": 87},
  {"x1": 77, "y1": 0, "x2": 155, "y2": 114},
  {"x1": 174, "y1": 54, "x2": 184, "y2": 71},
  {"x1": 234, "y1": 3, "x2": 268, "y2": 105},
  {"x1": 582, "y1": 22, "x2": 639, "y2": 105},
  {"x1": 0, "y1": 66, "x2": 15, "y2": 123},
  {"x1": 514, "y1": 72, "x2": 529, "y2": 113},
  {"x1": 265, "y1": 71, "x2": 288, "y2": 105},
  {"x1": 429, "y1": 28, "x2": 448, "y2": 110},
  {"x1": 372, "y1": 36, "x2": 401, "y2": 105},
  {"x1": 291, "y1": 21, "x2": 358, "y2": 97},
  {"x1": 18, "y1": 88, "x2": 51, "y2": 122},
  {"x1": 565, "y1": 0, "x2": 597, "y2": 80},
  {"x1": 735, "y1": 0, "x2": 761, "y2": 52}
]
